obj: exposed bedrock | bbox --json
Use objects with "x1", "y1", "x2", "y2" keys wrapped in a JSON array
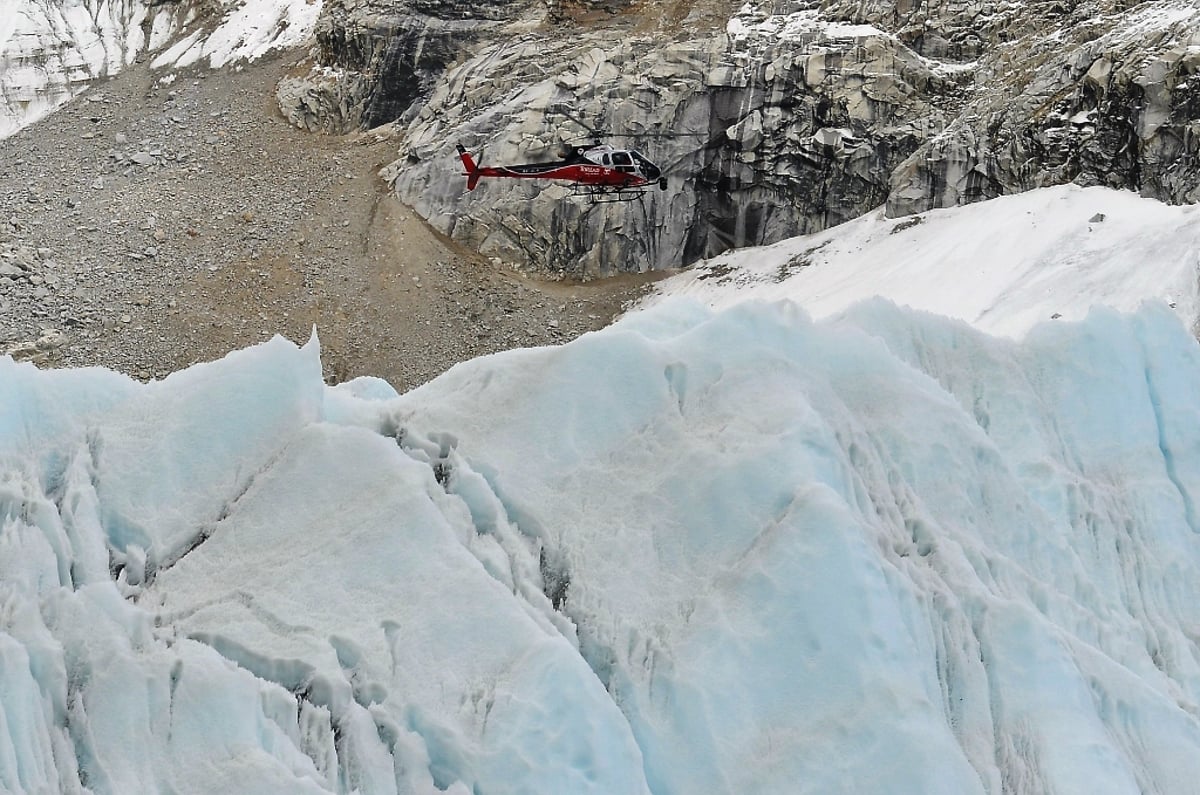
[
  {"x1": 278, "y1": 0, "x2": 1200, "y2": 274},
  {"x1": 888, "y1": 2, "x2": 1200, "y2": 216},
  {"x1": 275, "y1": 0, "x2": 532, "y2": 134}
]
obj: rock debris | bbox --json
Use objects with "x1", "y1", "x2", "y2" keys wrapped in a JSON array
[{"x1": 0, "y1": 55, "x2": 663, "y2": 391}]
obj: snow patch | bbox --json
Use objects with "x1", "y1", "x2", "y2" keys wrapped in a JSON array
[
  {"x1": 727, "y1": 2, "x2": 887, "y2": 44},
  {"x1": 642, "y1": 185, "x2": 1200, "y2": 339}
]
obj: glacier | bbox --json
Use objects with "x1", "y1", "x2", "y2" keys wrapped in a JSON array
[
  {"x1": 0, "y1": 0, "x2": 322, "y2": 137},
  {"x1": 3, "y1": 287, "x2": 1200, "y2": 792}
]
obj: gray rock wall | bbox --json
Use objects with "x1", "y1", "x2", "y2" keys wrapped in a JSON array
[
  {"x1": 279, "y1": 0, "x2": 1200, "y2": 274},
  {"x1": 380, "y1": 23, "x2": 965, "y2": 275},
  {"x1": 277, "y1": 0, "x2": 509, "y2": 134},
  {"x1": 889, "y1": 2, "x2": 1200, "y2": 215}
]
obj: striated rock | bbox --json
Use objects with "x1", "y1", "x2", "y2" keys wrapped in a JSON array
[
  {"x1": 35, "y1": 328, "x2": 67, "y2": 351},
  {"x1": 5, "y1": 327, "x2": 67, "y2": 364},
  {"x1": 283, "y1": 0, "x2": 1200, "y2": 274},
  {"x1": 288, "y1": 0, "x2": 963, "y2": 274},
  {"x1": 888, "y1": 1, "x2": 1200, "y2": 215},
  {"x1": 277, "y1": 67, "x2": 372, "y2": 133},
  {"x1": 277, "y1": 0, "x2": 525, "y2": 133}
]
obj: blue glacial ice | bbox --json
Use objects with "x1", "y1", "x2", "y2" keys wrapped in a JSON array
[{"x1": 1, "y1": 296, "x2": 1200, "y2": 793}]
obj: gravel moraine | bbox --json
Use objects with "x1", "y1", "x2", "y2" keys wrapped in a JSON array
[{"x1": 0, "y1": 51, "x2": 665, "y2": 391}]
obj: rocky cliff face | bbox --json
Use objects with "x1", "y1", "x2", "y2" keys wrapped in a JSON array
[
  {"x1": 878, "y1": 0, "x2": 1200, "y2": 214},
  {"x1": 277, "y1": 0, "x2": 1199, "y2": 274},
  {"x1": 277, "y1": 0, "x2": 503, "y2": 134}
]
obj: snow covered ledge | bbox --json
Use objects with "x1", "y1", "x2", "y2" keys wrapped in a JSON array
[
  {"x1": 642, "y1": 184, "x2": 1200, "y2": 339},
  {"x1": 0, "y1": 0, "x2": 323, "y2": 138}
]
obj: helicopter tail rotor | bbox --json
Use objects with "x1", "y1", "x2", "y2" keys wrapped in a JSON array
[{"x1": 456, "y1": 143, "x2": 482, "y2": 190}]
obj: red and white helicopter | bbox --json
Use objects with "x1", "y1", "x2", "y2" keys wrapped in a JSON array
[{"x1": 456, "y1": 139, "x2": 668, "y2": 203}]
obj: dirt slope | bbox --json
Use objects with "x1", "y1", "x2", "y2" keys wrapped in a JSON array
[{"x1": 0, "y1": 51, "x2": 665, "y2": 392}]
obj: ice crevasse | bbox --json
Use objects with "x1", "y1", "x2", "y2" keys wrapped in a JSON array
[{"x1": 1, "y1": 296, "x2": 1200, "y2": 793}]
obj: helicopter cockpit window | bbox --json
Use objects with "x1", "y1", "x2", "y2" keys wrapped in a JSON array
[{"x1": 612, "y1": 151, "x2": 634, "y2": 173}]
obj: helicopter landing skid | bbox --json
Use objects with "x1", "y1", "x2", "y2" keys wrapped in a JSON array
[{"x1": 572, "y1": 183, "x2": 646, "y2": 204}]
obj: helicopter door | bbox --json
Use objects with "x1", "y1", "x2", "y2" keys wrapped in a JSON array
[{"x1": 612, "y1": 151, "x2": 635, "y2": 173}]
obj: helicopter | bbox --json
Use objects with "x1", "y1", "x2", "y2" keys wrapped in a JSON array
[{"x1": 456, "y1": 139, "x2": 669, "y2": 203}]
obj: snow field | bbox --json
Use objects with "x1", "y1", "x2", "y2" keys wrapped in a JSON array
[{"x1": 645, "y1": 184, "x2": 1200, "y2": 339}]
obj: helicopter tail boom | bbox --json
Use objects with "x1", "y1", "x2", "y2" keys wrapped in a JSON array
[{"x1": 456, "y1": 144, "x2": 481, "y2": 190}]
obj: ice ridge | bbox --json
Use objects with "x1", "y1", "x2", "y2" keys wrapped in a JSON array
[{"x1": 1, "y1": 299, "x2": 1200, "y2": 793}]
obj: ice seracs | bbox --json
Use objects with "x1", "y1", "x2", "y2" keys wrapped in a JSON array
[{"x1": 4, "y1": 269, "x2": 1200, "y2": 791}]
